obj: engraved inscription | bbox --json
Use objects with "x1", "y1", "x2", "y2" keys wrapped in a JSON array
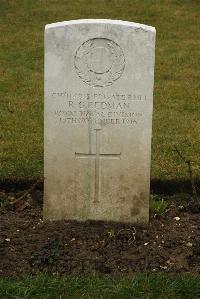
[
  {"x1": 75, "y1": 129, "x2": 121, "y2": 203},
  {"x1": 74, "y1": 38, "x2": 125, "y2": 87},
  {"x1": 50, "y1": 92, "x2": 147, "y2": 102},
  {"x1": 54, "y1": 101, "x2": 142, "y2": 126},
  {"x1": 51, "y1": 91, "x2": 145, "y2": 127}
]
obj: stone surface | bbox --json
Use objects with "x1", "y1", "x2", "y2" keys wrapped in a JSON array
[{"x1": 44, "y1": 19, "x2": 156, "y2": 223}]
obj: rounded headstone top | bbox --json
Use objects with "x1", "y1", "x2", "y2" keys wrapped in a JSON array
[{"x1": 45, "y1": 19, "x2": 156, "y2": 33}]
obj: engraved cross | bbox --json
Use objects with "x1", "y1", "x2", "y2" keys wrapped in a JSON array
[{"x1": 75, "y1": 129, "x2": 121, "y2": 203}]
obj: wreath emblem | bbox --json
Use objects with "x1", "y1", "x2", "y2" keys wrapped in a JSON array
[{"x1": 74, "y1": 38, "x2": 125, "y2": 87}]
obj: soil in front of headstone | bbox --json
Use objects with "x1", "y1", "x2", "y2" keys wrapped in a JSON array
[{"x1": 0, "y1": 190, "x2": 200, "y2": 278}]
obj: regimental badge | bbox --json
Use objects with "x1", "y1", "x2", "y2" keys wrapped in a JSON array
[{"x1": 74, "y1": 38, "x2": 125, "y2": 87}]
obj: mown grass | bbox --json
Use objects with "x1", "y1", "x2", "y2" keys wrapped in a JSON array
[
  {"x1": 0, "y1": 273, "x2": 200, "y2": 299},
  {"x1": 0, "y1": 0, "x2": 199, "y2": 181}
]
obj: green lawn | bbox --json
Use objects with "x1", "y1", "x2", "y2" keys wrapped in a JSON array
[
  {"x1": 0, "y1": 0, "x2": 199, "y2": 181},
  {"x1": 0, "y1": 273, "x2": 200, "y2": 299}
]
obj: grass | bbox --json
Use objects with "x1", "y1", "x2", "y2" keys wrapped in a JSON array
[
  {"x1": 0, "y1": 0, "x2": 200, "y2": 181},
  {"x1": 150, "y1": 195, "x2": 167, "y2": 215},
  {"x1": 0, "y1": 273, "x2": 200, "y2": 299}
]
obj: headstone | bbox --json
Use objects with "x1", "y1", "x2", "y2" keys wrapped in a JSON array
[{"x1": 44, "y1": 19, "x2": 156, "y2": 223}]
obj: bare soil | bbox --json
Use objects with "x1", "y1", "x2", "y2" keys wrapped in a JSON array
[{"x1": 0, "y1": 186, "x2": 200, "y2": 278}]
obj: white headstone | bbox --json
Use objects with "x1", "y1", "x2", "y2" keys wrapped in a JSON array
[{"x1": 44, "y1": 19, "x2": 156, "y2": 223}]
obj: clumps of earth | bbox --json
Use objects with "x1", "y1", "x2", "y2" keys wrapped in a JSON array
[{"x1": 0, "y1": 184, "x2": 200, "y2": 277}]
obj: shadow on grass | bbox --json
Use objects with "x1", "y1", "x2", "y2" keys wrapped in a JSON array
[{"x1": 0, "y1": 177, "x2": 199, "y2": 196}]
